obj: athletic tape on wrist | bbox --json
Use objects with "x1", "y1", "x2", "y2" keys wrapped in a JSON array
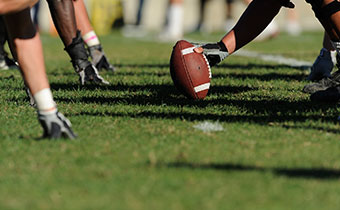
[
  {"x1": 33, "y1": 88, "x2": 57, "y2": 114},
  {"x1": 83, "y1": 31, "x2": 100, "y2": 47}
]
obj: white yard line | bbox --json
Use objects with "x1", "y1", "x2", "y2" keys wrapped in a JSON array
[
  {"x1": 193, "y1": 121, "x2": 224, "y2": 133},
  {"x1": 126, "y1": 35, "x2": 313, "y2": 69},
  {"x1": 234, "y1": 49, "x2": 312, "y2": 68}
]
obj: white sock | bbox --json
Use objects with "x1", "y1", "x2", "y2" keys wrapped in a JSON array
[
  {"x1": 331, "y1": 41, "x2": 340, "y2": 55},
  {"x1": 33, "y1": 88, "x2": 57, "y2": 115},
  {"x1": 330, "y1": 49, "x2": 337, "y2": 65},
  {"x1": 167, "y1": 4, "x2": 183, "y2": 38},
  {"x1": 83, "y1": 31, "x2": 100, "y2": 47}
]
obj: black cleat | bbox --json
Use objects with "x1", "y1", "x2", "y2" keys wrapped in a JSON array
[
  {"x1": 303, "y1": 70, "x2": 340, "y2": 94},
  {"x1": 310, "y1": 86, "x2": 340, "y2": 103},
  {"x1": 0, "y1": 54, "x2": 18, "y2": 70}
]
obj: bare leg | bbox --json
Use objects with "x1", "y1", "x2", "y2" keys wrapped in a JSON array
[{"x1": 160, "y1": 0, "x2": 183, "y2": 41}]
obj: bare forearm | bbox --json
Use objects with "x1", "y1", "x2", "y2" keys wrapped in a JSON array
[
  {"x1": 4, "y1": 9, "x2": 49, "y2": 95},
  {"x1": 47, "y1": 0, "x2": 77, "y2": 46},
  {"x1": 73, "y1": 0, "x2": 93, "y2": 35}
]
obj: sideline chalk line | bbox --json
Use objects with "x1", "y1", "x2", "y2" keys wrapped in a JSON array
[{"x1": 125, "y1": 34, "x2": 313, "y2": 69}]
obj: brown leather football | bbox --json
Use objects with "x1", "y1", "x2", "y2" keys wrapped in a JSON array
[{"x1": 170, "y1": 40, "x2": 211, "y2": 99}]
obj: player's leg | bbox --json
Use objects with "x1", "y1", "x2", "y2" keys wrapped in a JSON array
[
  {"x1": 224, "y1": 0, "x2": 235, "y2": 31},
  {"x1": 72, "y1": 0, "x2": 115, "y2": 72},
  {"x1": 303, "y1": 0, "x2": 340, "y2": 97},
  {"x1": 160, "y1": 0, "x2": 184, "y2": 41},
  {"x1": 3, "y1": 8, "x2": 76, "y2": 139},
  {"x1": 46, "y1": 0, "x2": 108, "y2": 85}
]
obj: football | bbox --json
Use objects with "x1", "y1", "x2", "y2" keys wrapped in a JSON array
[{"x1": 170, "y1": 40, "x2": 211, "y2": 99}]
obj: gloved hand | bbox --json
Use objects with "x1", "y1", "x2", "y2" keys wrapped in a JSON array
[
  {"x1": 193, "y1": 41, "x2": 229, "y2": 67},
  {"x1": 38, "y1": 111, "x2": 77, "y2": 139}
]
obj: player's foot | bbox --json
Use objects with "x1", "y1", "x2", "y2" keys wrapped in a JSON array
[
  {"x1": 88, "y1": 44, "x2": 115, "y2": 72},
  {"x1": 0, "y1": 58, "x2": 8, "y2": 70},
  {"x1": 307, "y1": 48, "x2": 336, "y2": 81},
  {"x1": 310, "y1": 86, "x2": 340, "y2": 103},
  {"x1": 303, "y1": 70, "x2": 340, "y2": 94},
  {"x1": 0, "y1": 54, "x2": 18, "y2": 70},
  {"x1": 38, "y1": 111, "x2": 77, "y2": 139}
]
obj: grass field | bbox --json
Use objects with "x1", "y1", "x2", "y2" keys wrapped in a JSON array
[{"x1": 1, "y1": 31, "x2": 340, "y2": 210}]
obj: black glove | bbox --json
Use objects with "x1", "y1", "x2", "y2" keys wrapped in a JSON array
[
  {"x1": 194, "y1": 41, "x2": 229, "y2": 67},
  {"x1": 65, "y1": 31, "x2": 109, "y2": 85}
]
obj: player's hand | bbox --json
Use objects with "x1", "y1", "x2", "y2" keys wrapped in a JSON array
[
  {"x1": 193, "y1": 42, "x2": 229, "y2": 67},
  {"x1": 88, "y1": 45, "x2": 115, "y2": 72},
  {"x1": 78, "y1": 64, "x2": 109, "y2": 85},
  {"x1": 38, "y1": 111, "x2": 77, "y2": 139}
]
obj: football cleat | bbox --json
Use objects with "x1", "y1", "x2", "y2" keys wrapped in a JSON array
[
  {"x1": 38, "y1": 111, "x2": 77, "y2": 139},
  {"x1": 310, "y1": 86, "x2": 340, "y2": 103},
  {"x1": 193, "y1": 41, "x2": 229, "y2": 67},
  {"x1": 303, "y1": 70, "x2": 340, "y2": 94},
  {"x1": 0, "y1": 59, "x2": 7, "y2": 70},
  {"x1": 307, "y1": 48, "x2": 335, "y2": 81},
  {"x1": 0, "y1": 53, "x2": 18, "y2": 70},
  {"x1": 88, "y1": 44, "x2": 115, "y2": 72}
]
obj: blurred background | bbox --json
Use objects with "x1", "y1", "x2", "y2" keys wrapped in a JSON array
[{"x1": 35, "y1": 0, "x2": 322, "y2": 37}]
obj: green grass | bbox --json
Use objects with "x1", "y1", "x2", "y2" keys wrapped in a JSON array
[{"x1": 1, "y1": 31, "x2": 340, "y2": 210}]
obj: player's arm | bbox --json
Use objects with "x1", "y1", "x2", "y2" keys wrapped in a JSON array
[
  {"x1": 46, "y1": 0, "x2": 109, "y2": 85},
  {"x1": 4, "y1": 8, "x2": 76, "y2": 139},
  {"x1": 195, "y1": 0, "x2": 289, "y2": 66},
  {"x1": 72, "y1": 0, "x2": 115, "y2": 72}
]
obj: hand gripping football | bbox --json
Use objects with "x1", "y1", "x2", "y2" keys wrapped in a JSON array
[{"x1": 170, "y1": 40, "x2": 211, "y2": 99}]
